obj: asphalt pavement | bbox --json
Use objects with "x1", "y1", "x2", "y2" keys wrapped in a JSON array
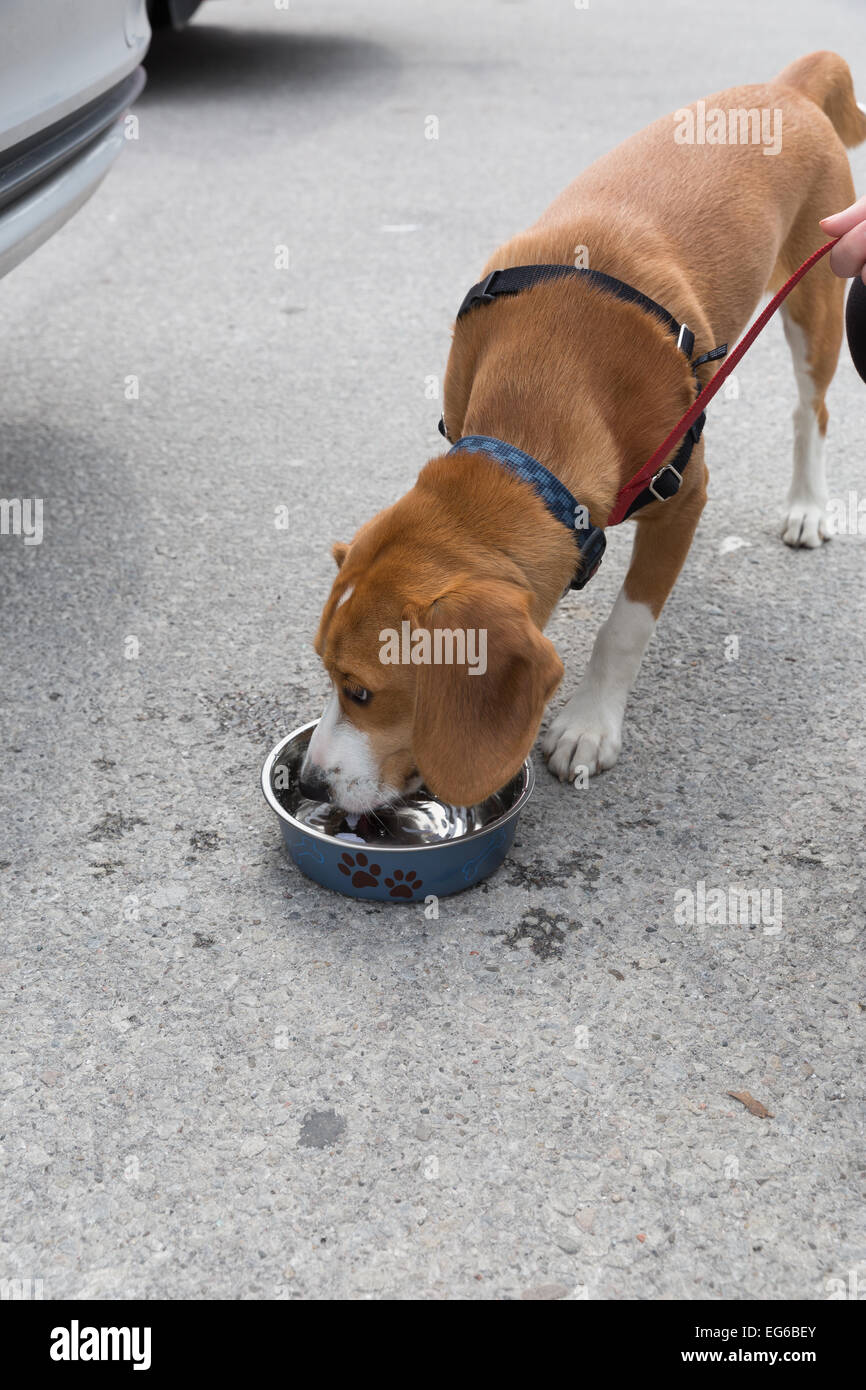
[{"x1": 1, "y1": 0, "x2": 864, "y2": 1300}]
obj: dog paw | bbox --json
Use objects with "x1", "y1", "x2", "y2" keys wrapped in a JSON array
[
  {"x1": 781, "y1": 501, "x2": 830, "y2": 548},
  {"x1": 542, "y1": 689, "x2": 624, "y2": 782}
]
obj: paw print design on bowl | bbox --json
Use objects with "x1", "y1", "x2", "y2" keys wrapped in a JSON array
[
  {"x1": 264, "y1": 724, "x2": 535, "y2": 900},
  {"x1": 384, "y1": 868, "x2": 422, "y2": 899},
  {"x1": 337, "y1": 851, "x2": 381, "y2": 888}
]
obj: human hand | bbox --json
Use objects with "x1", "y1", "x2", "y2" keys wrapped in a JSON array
[{"x1": 820, "y1": 194, "x2": 866, "y2": 283}]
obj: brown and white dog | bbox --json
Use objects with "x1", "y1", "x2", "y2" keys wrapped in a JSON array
[{"x1": 302, "y1": 52, "x2": 865, "y2": 812}]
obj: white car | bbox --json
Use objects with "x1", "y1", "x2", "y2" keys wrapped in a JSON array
[{"x1": 0, "y1": 0, "x2": 150, "y2": 281}]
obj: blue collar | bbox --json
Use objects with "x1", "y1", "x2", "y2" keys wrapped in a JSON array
[{"x1": 448, "y1": 434, "x2": 606, "y2": 590}]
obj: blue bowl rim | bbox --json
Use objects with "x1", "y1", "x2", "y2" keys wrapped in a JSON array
[{"x1": 261, "y1": 719, "x2": 535, "y2": 856}]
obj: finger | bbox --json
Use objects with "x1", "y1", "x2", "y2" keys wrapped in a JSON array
[
  {"x1": 820, "y1": 193, "x2": 866, "y2": 235},
  {"x1": 828, "y1": 220, "x2": 866, "y2": 278}
]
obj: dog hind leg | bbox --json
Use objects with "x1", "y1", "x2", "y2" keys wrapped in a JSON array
[{"x1": 779, "y1": 270, "x2": 844, "y2": 548}]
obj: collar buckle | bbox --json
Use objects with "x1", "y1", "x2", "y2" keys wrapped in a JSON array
[{"x1": 570, "y1": 525, "x2": 606, "y2": 590}]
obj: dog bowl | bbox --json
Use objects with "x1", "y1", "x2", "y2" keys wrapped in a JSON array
[{"x1": 261, "y1": 720, "x2": 534, "y2": 901}]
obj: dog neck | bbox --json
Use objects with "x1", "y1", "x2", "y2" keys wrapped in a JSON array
[{"x1": 413, "y1": 452, "x2": 583, "y2": 625}]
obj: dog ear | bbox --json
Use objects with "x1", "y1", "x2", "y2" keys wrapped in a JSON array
[
  {"x1": 409, "y1": 579, "x2": 563, "y2": 805},
  {"x1": 332, "y1": 542, "x2": 349, "y2": 568}
]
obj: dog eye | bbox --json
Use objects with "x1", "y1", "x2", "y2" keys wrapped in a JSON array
[{"x1": 343, "y1": 684, "x2": 371, "y2": 706}]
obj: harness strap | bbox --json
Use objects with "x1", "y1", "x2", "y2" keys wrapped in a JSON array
[
  {"x1": 605, "y1": 238, "x2": 837, "y2": 524},
  {"x1": 441, "y1": 242, "x2": 835, "y2": 588},
  {"x1": 457, "y1": 264, "x2": 692, "y2": 349},
  {"x1": 442, "y1": 262, "x2": 725, "y2": 518}
]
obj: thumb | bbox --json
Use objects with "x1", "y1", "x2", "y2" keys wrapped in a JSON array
[
  {"x1": 820, "y1": 193, "x2": 866, "y2": 235},
  {"x1": 828, "y1": 221, "x2": 866, "y2": 280}
]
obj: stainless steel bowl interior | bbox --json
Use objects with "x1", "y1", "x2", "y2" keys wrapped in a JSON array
[{"x1": 262, "y1": 721, "x2": 533, "y2": 852}]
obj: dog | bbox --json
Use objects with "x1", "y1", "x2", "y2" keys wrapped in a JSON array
[{"x1": 302, "y1": 51, "x2": 865, "y2": 813}]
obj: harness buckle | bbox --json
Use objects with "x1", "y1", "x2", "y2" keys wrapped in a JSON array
[
  {"x1": 676, "y1": 322, "x2": 695, "y2": 357},
  {"x1": 461, "y1": 270, "x2": 499, "y2": 315},
  {"x1": 648, "y1": 462, "x2": 683, "y2": 502}
]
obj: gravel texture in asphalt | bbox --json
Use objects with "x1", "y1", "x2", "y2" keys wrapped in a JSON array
[{"x1": 1, "y1": 0, "x2": 864, "y2": 1300}]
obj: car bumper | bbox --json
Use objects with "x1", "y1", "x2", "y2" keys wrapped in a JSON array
[{"x1": 0, "y1": 67, "x2": 145, "y2": 281}]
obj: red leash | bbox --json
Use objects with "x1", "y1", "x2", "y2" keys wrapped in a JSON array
[{"x1": 606, "y1": 238, "x2": 838, "y2": 526}]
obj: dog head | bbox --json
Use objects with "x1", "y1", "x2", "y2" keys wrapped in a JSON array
[{"x1": 300, "y1": 490, "x2": 563, "y2": 811}]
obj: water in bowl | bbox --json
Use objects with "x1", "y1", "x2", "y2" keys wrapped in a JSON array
[{"x1": 272, "y1": 743, "x2": 521, "y2": 848}]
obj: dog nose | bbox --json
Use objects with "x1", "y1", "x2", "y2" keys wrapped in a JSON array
[{"x1": 298, "y1": 763, "x2": 331, "y2": 802}]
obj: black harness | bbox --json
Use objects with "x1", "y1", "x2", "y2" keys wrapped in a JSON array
[{"x1": 439, "y1": 264, "x2": 727, "y2": 586}]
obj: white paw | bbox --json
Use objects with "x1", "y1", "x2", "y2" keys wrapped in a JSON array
[
  {"x1": 781, "y1": 500, "x2": 830, "y2": 548},
  {"x1": 541, "y1": 687, "x2": 624, "y2": 782}
]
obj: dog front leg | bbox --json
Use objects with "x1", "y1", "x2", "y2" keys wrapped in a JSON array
[{"x1": 543, "y1": 459, "x2": 707, "y2": 781}]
